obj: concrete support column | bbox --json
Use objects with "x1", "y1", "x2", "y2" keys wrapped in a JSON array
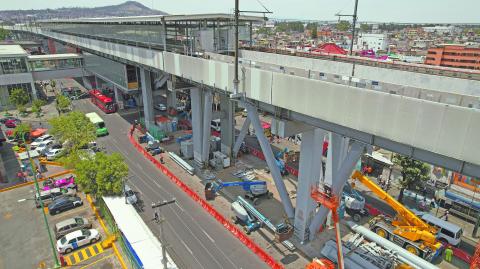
[
  {"x1": 220, "y1": 94, "x2": 234, "y2": 155},
  {"x1": 29, "y1": 80, "x2": 37, "y2": 100},
  {"x1": 94, "y1": 75, "x2": 98, "y2": 89},
  {"x1": 166, "y1": 79, "x2": 177, "y2": 109},
  {"x1": 191, "y1": 87, "x2": 203, "y2": 164},
  {"x1": 140, "y1": 68, "x2": 154, "y2": 130},
  {"x1": 294, "y1": 128, "x2": 326, "y2": 243},
  {"x1": 244, "y1": 102, "x2": 295, "y2": 219},
  {"x1": 201, "y1": 89, "x2": 213, "y2": 162},
  {"x1": 308, "y1": 134, "x2": 364, "y2": 241},
  {"x1": 113, "y1": 85, "x2": 122, "y2": 108}
]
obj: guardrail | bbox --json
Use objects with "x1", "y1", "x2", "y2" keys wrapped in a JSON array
[{"x1": 128, "y1": 133, "x2": 283, "y2": 269}]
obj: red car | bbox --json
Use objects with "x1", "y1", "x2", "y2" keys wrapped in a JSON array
[{"x1": 4, "y1": 119, "x2": 17, "y2": 128}]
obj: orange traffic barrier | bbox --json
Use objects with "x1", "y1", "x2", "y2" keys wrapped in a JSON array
[{"x1": 128, "y1": 134, "x2": 283, "y2": 269}]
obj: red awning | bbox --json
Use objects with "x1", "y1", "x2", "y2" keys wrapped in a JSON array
[{"x1": 30, "y1": 128, "x2": 48, "y2": 138}]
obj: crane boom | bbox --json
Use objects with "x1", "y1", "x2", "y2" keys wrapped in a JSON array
[{"x1": 351, "y1": 171, "x2": 440, "y2": 249}]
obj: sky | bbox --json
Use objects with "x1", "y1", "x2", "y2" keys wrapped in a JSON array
[{"x1": 0, "y1": 0, "x2": 479, "y2": 24}]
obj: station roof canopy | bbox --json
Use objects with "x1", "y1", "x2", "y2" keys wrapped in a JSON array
[
  {"x1": 0, "y1": 44, "x2": 28, "y2": 58},
  {"x1": 39, "y1": 13, "x2": 266, "y2": 24},
  {"x1": 27, "y1": 53, "x2": 82, "y2": 61}
]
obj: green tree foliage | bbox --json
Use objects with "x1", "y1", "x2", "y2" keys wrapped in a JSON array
[
  {"x1": 48, "y1": 111, "x2": 96, "y2": 152},
  {"x1": 31, "y1": 99, "x2": 46, "y2": 117},
  {"x1": 392, "y1": 154, "x2": 430, "y2": 203},
  {"x1": 276, "y1": 21, "x2": 305, "y2": 33},
  {"x1": 306, "y1": 22, "x2": 318, "y2": 38},
  {"x1": 56, "y1": 94, "x2": 71, "y2": 113},
  {"x1": 13, "y1": 123, "x2": 31, "y2": 139},
  {"x1": 75, "y1": 152, "x2": 128, "y2": 197},
  {"x1": 9, "y1": 88, "x2": 30, "y2": 109},
  {"x1": 360, "y1": 24, "x2": 371, "y2": 32},
  {"x1": 0, "y1": 28, "x2": 10, "y2": 40},
  {"x1": 336, "y1": 21, "x2": 351, "y2": 31}
]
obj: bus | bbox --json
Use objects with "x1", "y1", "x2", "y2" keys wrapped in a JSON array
[
  {"x1": 89, "y1": 89, "x2": 117, "y2": 113},
  {"x1": 85, "y1": 112, "x2": 108, "y2": 136}
]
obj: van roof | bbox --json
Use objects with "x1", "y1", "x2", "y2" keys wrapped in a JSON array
[
  {"x1": 55, "y1": 217, "x2": 77, "y2": 229},
  {"x1": 422, "y1": 213, "x2": 462, "y2": 232}
]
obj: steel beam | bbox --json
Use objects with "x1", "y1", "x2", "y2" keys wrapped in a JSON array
[
  {"x1": 244, "y1": 102, "x2": 295, "y2": 219},
  {"x1": 233, "y1": 117, "x2": 251, "y2": 157}
]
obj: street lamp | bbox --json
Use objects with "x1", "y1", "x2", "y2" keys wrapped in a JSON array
[
  {"x1": 21, "y1": 132, "x2": 60, "y2": 268},
  {"x1": 151, "y1": 198, "x2": 176, "y2": 269}
]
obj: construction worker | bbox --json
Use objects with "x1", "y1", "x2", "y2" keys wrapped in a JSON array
[{"x1": 445, "y1": 246, "x2": 453, "y2": 262}]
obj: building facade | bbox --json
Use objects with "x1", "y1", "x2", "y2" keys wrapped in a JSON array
[
  {"x1": 356, "y1": 33, "x2": 388, "y2": 53},
  {"x1": 425, "y1": 44, "x2": 480, "y2": 70},
  {"x1": 0, "y1": 45, "x2": 36, "y2": 108}
]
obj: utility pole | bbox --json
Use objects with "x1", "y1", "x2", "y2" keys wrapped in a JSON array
[
  {"x1": 152, "y1": 199, "x2": 176, "y2": 269},
  {"x1": 335, "y1": 0, "x2": 359, "y2": 77},
  {"x1": 23, "y1": 133, "x2": 60, "y2": 268}
]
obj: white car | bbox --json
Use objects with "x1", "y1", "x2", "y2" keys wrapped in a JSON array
[
  {"x1": 31, "y1": 135, "x2": 53, "y2": 148},
  {"x1": 45, "y1": 148, "x2": 63, "y2": 160},
  {"x1": 57, "y1": 229, "x2": 101, "y2": 254},
  {"x1": 124, "y1": 184, "x2": 138, "y2": 204},
  {"x1": 155, "y1": 103, "x2": 167, "y2": 111},
  {"x1": 36, "y1": 140, "x2": 55, "y2": 154}
]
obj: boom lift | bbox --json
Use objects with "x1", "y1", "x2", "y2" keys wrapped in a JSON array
[
  {"x1": 204, "y1": 179, "x2": 271, "y2": 204},
  {"x1": 351, "y1": 170, "x2": 443, "y2": 261}
]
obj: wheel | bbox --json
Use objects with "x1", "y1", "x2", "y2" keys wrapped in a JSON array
[
  {"x1": 65, "y1": 248, "x2": 73, "y2": 254},
  {"x1": 253, "y1": 198, "x2": 260, "y2": 206},
  {"x1": 375, "y1": 227, "x2": 388, "y2": 239},
  {"x1": 353, "y1": 213, "x2": 362, "y2": 222},
  {"x1": 55, "y1": 210, "x2": 60, "y2": 215},
  {"x1": 405, "y1": 244, "x2": 419, "y2": 256},
  {"x1": 90, "y1": 238, "x2": 97, "y2": 244}
]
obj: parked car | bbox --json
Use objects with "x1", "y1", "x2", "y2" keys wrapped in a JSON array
[
  {"x1": 56, "y1": 229, "x2": 101, "y2": 254},
  {"x1": 30, "y1": 134, "x2": 53, "y2": 147},
  {"x1": 0, "y1": 117, "x2": 20, "y2": 124},
  {"x1": 124, "y1": 184, "x2": 138, "y2": 204},
  {"x1": 36, "y1": 140, "x2": 55, "y2": 154},
  {"x1": 45, "y1": 148, "x2": 63, "y2": 160},
  {"x1": 4, "y1": 119, "x2": 18, "y2": 128},
  {"x1": 48, "y1": 196, "x2": 83, "y2": 215},
  {"x1": 155, "y1": 103, "x2": 167, "y2": 111},
  {"x1": 43, "y1": 176, "x2": 76, "y2": 191},
  {"x1": 54, "y1": 217, "x2": 92, "y2": 239},
  {"x1": 210, "y1": 119, "x2": 221, "y2": 132},
  {"x1": 35, "y1": 188, "x2": 64, "y2": 208}
]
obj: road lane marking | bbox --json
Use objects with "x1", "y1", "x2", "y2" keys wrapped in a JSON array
[
  {"x1": 181, "y1": 240, "x2": 194, "y2": 255},
  {"x1": 203, "y1": 229, "x2": 215, "y2": 243}
]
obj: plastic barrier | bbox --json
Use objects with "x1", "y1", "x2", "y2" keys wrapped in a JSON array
[{"x1": 128, "y1": 134, "x2": 283, "y2": 269}]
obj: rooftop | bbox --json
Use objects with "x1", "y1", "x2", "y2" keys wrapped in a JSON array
[
  {"x1": 39, "y1": 13, "x2": 266, "y2": 24},
  {"x1": 0, "y1": 45, "x2": 28, "y2": 58}
]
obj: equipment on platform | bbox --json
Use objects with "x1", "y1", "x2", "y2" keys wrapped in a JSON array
[
  {"x1": 205, "y1": 179, "x2": 270, "y2": 203},
  {"x1": 273, "y1": 148, "x2": 288, "y2": 175},
  {"x1": 342, "y1": 184, "x2": 369, "y2": 222},
  {"x1": 145, "y1": 140, "x2": 160, "y2": 151},
  {"x1": 351, "y1": 171, "x2": 443, "y2": 261},
  {"x1": 231, "y1": 196, "x2": 294, "y2": 249},
  {"x1": 209, "y1": 151, "x2": 230, "y2": 169},
  {"x1": 305, "y1": 258, "x2": 335, "y2": 269}
]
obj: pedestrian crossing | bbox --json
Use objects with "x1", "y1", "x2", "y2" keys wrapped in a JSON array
[{"x1": 63, "y1": 242, "x2": 104, "y2": 266}]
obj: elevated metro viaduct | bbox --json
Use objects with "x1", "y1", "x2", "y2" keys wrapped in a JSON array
[{"x1": 6, "y1": 14, "x2": 480, "y2": 243}]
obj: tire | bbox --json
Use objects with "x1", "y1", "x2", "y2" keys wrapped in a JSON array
[
  {"x1": 405, "y1": 244, "x2": 419, "y2": 256},
  {"x1": 65, "y1": 248, "x2": 73, "y2": 254},
  {"x1": 55, "y1": 210, "x2": 60, "y2": 215},
  {"x1": 353, "y1": 213, "x2": 362, "y2": 222},
  {"x1": 90, "y1": 238, "x2": 97, "y2": 244},
  {"x1": 375, "y1": 227, "x2": 389, "y2": 239}
]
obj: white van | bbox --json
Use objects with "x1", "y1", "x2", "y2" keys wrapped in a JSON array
[
  {"x1": 211, "y1": 119, "x2": 221, "y2": 132},
  {"x1": 421, "y1": 213, "x2": 463, "y2": 246}
]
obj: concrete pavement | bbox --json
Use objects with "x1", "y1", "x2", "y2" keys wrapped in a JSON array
[{"x1": 74, "y1": 99, "x2": 269, "y2": 269}]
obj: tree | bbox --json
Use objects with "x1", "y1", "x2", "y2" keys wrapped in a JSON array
[
  {"x1": 392, "y1": 154, "x2": 431, "y2": 203},
  {"x1": 50, "y1": 80, "x2": 56, "y2": 90},
  {"x1": 75, "y1": 152, "x2": 128, "y2": 197},
  {"x1": 0, "y1": 28, "x2": 10, "y2": 40},
  {"x1": 9, "y1": 88, "x2": 30, "y2": 110},
  {"x1": 48, "y1": 111, "x2": 96, "y2": 152},
  {"x1": 56, "y1": 94, "x2": 71, "y2": 113},
  {"x1": 13, "y1": 123, "x2": 31, "y2": 140},
  {"x1": 337, "y1": 21, "x2": 351, "y2": 32},
  {"x1": 31, "y1": 99, "x2": 46, "y2": 118},
  {"x1": 306, "y1": 22, "x2": 318, "y2": 38},
  {"x1": 360, "y1": 24, "x2": 371, "y2": 32}
]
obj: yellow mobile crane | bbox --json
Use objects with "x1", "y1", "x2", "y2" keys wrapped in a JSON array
[{"x1": 351, "y1": 171, "x2": 443, "y2": 261}]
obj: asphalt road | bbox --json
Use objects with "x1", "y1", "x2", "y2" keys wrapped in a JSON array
[{"x1": 74, "y1": 99, "x2": 269, "y2": 269}]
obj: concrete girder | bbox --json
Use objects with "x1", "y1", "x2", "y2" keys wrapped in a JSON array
[{"x1": 243, "y1": 101, "x2": 295, "y2": 219}]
